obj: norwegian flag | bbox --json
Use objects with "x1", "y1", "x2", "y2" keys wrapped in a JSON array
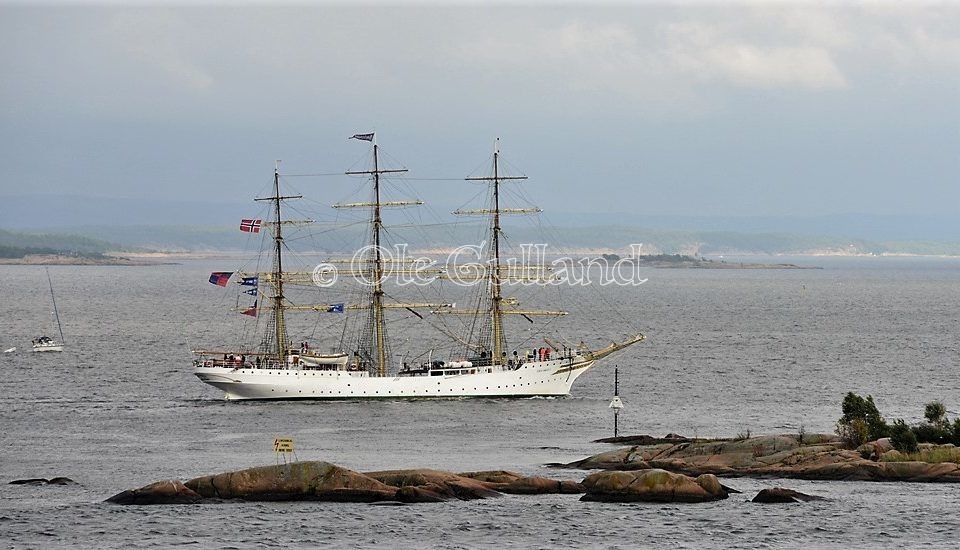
[
  {"x1": 240, "y1": 219, "x2": 262, "y2": 233},
  {"x1": 208, "y1": 272, "x2": 233, "y2": 287}
]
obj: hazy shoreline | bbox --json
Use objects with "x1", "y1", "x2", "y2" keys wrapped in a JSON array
[
  {"x1": 0, "y1": 254, "x2": 178, "y2": 266},
  {"x1": 2, "y1": 250, "x2": 958, "y2": 266}
]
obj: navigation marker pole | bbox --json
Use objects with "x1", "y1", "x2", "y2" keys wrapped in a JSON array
[{"x1": 609, "y1": 366, "x2": 624, "y2": 437}]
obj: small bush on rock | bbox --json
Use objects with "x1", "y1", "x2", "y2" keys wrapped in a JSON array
[
  {"x1": 836, "y1": 393, "x2": 888, "y2": 446},
  {"x1": 912, "y1": 423, "x2": 952, "y2": 445},
  {"x1": 836, "y1": 417, "x2": 869, "y2": 448},
  {"x1": 924, "y1": 401, "x2": 947, "y2": 426},
  {"x1": 890, "y1": 419, "x2": 918, "y2": 453}
]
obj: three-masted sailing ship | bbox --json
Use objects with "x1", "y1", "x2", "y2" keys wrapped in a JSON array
[{"x1": 193, "y1": 135, "x2": 643, "y2": 400}]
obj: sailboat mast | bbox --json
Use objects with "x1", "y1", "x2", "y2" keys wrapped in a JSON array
[
  {"x1": 371, "y1": 144, "x2": 388, "y2": 376},
  {"x1": 490, "y1": 141, "x2": 504, "y2": 364},
  {"x1": 45, "y1": 267, "x2": 64, "y2": 344}
]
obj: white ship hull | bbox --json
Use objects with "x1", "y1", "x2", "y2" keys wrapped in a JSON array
[
  {"x1": 32, "y1": 343, "x2": 63, "y2": 353},
  {"x1": 195, "y1": 357, "x2": 596, "y2": 401}
]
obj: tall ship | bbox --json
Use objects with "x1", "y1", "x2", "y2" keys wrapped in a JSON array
[{"x1": 194, "y1": 135, "x2": 643, "y2": 400}]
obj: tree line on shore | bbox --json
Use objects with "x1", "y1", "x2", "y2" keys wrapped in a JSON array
[{"x1": 836, "y1": 392, "x2": 960, "y2": 454}]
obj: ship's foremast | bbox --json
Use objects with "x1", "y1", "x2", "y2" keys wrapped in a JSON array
[{"x1": 255, "y1": 161, "x2": 302, "y2": 363}]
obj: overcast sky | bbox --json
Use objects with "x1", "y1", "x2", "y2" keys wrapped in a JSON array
[{"x1": 1, "y1": 2, "x2": 957, "y2": 219}]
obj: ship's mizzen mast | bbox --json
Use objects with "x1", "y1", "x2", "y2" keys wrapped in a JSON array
[
  {"x1": 255, "y1": 161, "x2": 302, "y2": 362},
  {"x1": 473, "y1": 140, "x2": 518, "y2": 363},
  {"x1": 451, "y1": 138, "x2": 554, "y2": 366},
  {"x1": 444, "y1": 140, "x2": 645, "y2": 368}
]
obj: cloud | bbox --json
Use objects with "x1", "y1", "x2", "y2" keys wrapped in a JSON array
[
  {"x1": 1, "y1": 5, "x2": 956, "y2": 124},
  {"x1": 698, "y1": 44, "x2": 847, "y2": 90},
  {"x1": 0, "y1": 4, "x2": 956, "y2": 216},
  {"x1": 106, "y1": 11, "x2": 215, "y2": 92},
  {"x1": 456, "y1": 13, "x2": 851, "y2": 112},
  {"x1": 656, "y1": 18, "x2": 848, "y2": 91}
]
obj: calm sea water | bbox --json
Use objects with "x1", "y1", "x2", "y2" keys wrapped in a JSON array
[{"x1": 1, "y1": 256, "x2": 959, "y2": 548}]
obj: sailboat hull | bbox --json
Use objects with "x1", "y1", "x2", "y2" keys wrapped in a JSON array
[
  {"x1": 32, "y1": 343, "x2": 63, "y2": 353},
  {"x1": 195, "y1": 358, "x2": 597, "y2": 401}
]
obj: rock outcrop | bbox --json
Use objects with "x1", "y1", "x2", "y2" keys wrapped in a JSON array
[
  {"x1": 564, "y1": 434, "x2": 960, "y2": 482},
  {"x1": 106, "y1": 461, "x2": 585, "y2": 505},
  {"x1": 46, "y1": 477, "x2": 77, "y2": 485},
  {"x1": 9, "y1": 477, "x2": 77, "y2": 486},
  {"x1": 185, "y1": 461, "x2": 396, "y2": 502},
  {"x1": 457, "y1": 470, "x2": 584, "y2": 494},
  {"x1": 580, "y1": 469, "x2": 730, "y2": 503},
  {"x1": 9, "y1": 478, "x2": 49, "y2": 486},
  {"x1": 106, "y1": 480, "x2": 202, "y2": 505},
  {"x1": 752, "y1": 488, "x2": 825, "y2": 503},
  {"x1": 365, "y1": 469, "x2": 501, "y2": 501}
]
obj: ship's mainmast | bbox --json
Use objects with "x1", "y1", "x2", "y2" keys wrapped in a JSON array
[
  {"x1": 343, "y1": 136, "x2": 411, "y2": 376},
  {"x1": 465, "y1": 141, "x2": 527, "y2": 362}
]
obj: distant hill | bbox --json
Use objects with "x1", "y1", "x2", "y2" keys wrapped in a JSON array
[
  {"x1": 0, "y1": 228, "x2": 134, "y2": 258},
  {"x1": 1, "y1": 194, "x2": 958, "y2": 256},
  {"x1": 4, "y1": 224, "x2": 956, "y2": 257},
  {"x1": 3, "y1": 193, "x2": 958, "y2": 243},
  {"x1": 0, "y1": 194, "x2": 248, "y2": 229},
  {"x1": 39, "y1": 225, "x2": 251, "y2": 252},
  {"x1": 545, "y1": 212, "x2": 960, "y2": 243}
]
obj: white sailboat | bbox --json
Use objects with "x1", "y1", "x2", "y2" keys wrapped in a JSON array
[
  {"x1": 194, "y1": 136, "x2": 643, "y2": 400},
  {"x1": 33, "y1": 268, "x2": 65, "y2": 353}
]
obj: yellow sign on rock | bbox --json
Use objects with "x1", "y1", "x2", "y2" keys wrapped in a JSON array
[{"x1": 273, "y1": 438, "x2": 294, "y2": 453}]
